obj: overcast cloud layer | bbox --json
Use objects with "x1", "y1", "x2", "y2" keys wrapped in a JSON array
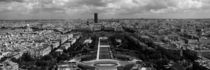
[{"x1": 0, "y1": 0, "x2": 210, "y2": 19}]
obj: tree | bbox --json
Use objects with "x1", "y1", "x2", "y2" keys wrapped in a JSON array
[{"x1": 20, "y1": 53, "x2": 34, "y2": 62}]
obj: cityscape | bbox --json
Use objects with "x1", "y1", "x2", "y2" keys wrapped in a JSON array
[
  {"x1": 1, "y1": 14, "x2": 210, "y2": 70},
  {"x1": 1, "y1": 0, "x2": 210, "y2": 70}
]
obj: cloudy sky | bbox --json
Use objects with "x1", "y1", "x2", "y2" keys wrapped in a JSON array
[{"x1": 0, "y1": 0, "x2": 210, "y2": 19}]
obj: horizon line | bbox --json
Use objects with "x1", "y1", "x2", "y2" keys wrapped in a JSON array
[{"x1": 1, "y1": 18, "x2": 210, "y2": 20}]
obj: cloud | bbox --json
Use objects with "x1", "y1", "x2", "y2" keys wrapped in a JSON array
[
  {"x1": 0, "y1": 0, "x2": 24, "y2": 3},
  {"x1": 0, "y1": 0, "x2": 210, "y2": 19}
]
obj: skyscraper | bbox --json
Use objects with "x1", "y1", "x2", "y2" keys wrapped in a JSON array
[{"x1": 94, "y1": 13, "x2": 98, "y2": 23}]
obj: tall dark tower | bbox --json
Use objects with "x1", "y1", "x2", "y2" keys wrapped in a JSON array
[{"x1": 94, "y1": 13, "x2": 98, "y2": 23}]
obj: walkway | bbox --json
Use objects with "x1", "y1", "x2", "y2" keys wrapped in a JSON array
[{"x1": 96, "y1": 37, "x2": 113, "y2": 60}]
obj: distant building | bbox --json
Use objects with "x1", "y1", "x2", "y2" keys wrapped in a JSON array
[
  {"x1": 102, "y1": 27, "x2": 115, "y2": 31},
  {"x1": 29, "y1": 46, "x2": 52, "y2": 58},
  {"x1": 63, "y1": 43, "x2": 71, "y2": 50},
  {"x1": 91, "y1": 24, "x2": 102, "y2": 31},
  {"x1": 83, "y1": 38, "x2": 92, "y2": 44},
  {"x1": 26, "y1": 24, "x2": 32, "y2": 32},
  {"x1": 13, "y1": 52, "x2": 24, "y2": 59},
  {"x1": 140, "y1": 67, "x2": 155, "y2": 70},
  {"x1": 0, "y1": 52, "x2": 10, "y2": 59},
  {"x1": 68, "y1": 34, "x2": 73, "y2": 39},
  {"x1": 51, "y1": 40, "x2": 60, "y2": 49},
  {"x1": 55, "y1": 49, "x2": 63, "y2": 54},
  {"x1": 115, "y1": 26, "x2": 123, "y2": 32},
  {"x1": 61, "y1": 36, "x2": 68, "y2": 44},
  {"x1": 0, "y1": 60, "x2": 19, "y2": 70},
  {"x1": 94, "y1": 13, "x2": 98, "y2": 23},
  {"x1": 41, "y1": 46, "x2": 52, "y2": 56},
  {"x1": 70, "y1": 38, "x2": 77, "y2": 45}
]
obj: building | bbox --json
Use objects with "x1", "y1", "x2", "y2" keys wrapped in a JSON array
[
  {"x1": 0, "y1": 60, "x2": 19, "y2": 70},
  {"x1": 57, "y1": 62, "x2": 80, "y2": 70},
  {"x1": 55, "y1": 49, "x2": 63, "y2": 54},
  {"x1": 29, "y1": 46, "x2": 52, "y2": 58},
  {"x1": 13, "y1": 52, "x2": 24, "y2": 59},
  {"x1": 94, "y1": 13, "x2": 98, "y2": 23},
  {"x1": 61, "y1": 36, "x2": 68, "y2": 44},
  {"x1": 140, "y1": 67, "x2": 156, "y2": 70},
  {"x1": 92, "y1": 24, "x2": 102, "y2": 31},
  {"x1": 62, "y1": 43, "x2": 71, "y2": 50},
  {"x1": 51, "y1": 40, "x2": 60, "y2": 49},
  {"x1": 41, "y1": 46, "x2": 52, "y2": 56},
  {"x1": 0, "y1": 52, "x2": 10, "y2": 60},
  {"x1": 83, "y1": 38, "x2": 92, "y2": 44}
]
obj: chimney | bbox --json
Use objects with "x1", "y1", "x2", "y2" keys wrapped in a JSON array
[{"x1": 94, "y1": 13, "x2": 98, "y2": 23}]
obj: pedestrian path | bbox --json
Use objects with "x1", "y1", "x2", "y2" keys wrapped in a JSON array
[{"x1": 96, "y1": 37, "x2": 113, "y2": 60}]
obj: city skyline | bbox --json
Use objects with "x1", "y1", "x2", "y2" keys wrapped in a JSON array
[{"x1": 0, "y1": 0, "x2": 210, "y2": 19}]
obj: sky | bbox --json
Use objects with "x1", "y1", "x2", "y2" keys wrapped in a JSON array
[{"x1": 0, "y1": 0, "x2": 210, "y2": 19}]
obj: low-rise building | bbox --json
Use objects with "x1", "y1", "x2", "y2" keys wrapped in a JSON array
[
  {"x1": 0, "y1": 60, "x2": 19, "y2": 70},
  {"x1": 0, "y1": 52, "x2": 10, "y2": 59},
  {"x1": 83, "y1": 38, "x2": 92, "y2": 44},
  {"x1": 51, "y1": 40, "x2": 60, "y2": 49},
  {"x1": 29, "y1": 45, "x2": 52, "y2": 58}
]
